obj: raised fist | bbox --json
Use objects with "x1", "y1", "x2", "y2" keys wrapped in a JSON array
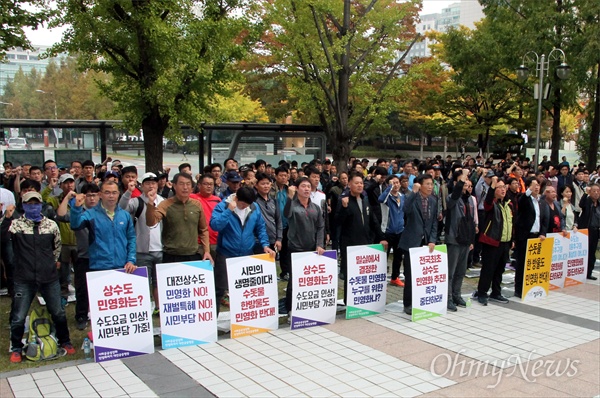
[
  {"x1": 75, "y1": 193, "x2": 86, "y2": 207},
  {"x1": 287, "y1": 185, "x2": 297, "y2": 199}
]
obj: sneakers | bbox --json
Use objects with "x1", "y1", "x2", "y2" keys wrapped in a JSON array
[
  {"x1": 447, "y1": 301, "x2": 457, "y2": 312},
  {"x1": 390, "y1": 278, "x2": 405, "y2": 287},
  {"x1": 10, "y1": 351, "x2": 22, "y2": 363},
  {"x1": 62, "y1": 342, "x2": 76, "y2": 355},
  {"x1": 76, "y1": 318, "x2": 87, "y2": 331},
  {"x1": 489, "y1": 294, "x2": 509, "y2": 304},
  {"x1": 477, "y1": 296, "x2": 488, "y2": 306},
  {"x1": 220, "y1": 295, "x2": 230, "y2": 308},
  {"x1": 454, "y1": 297, "x2": 467, "y2": 308}
]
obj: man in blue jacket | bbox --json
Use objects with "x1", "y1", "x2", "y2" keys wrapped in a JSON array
[
  {"x1": 210, "y1": 186, "x2": 275, "y2": 313},
  {"x1": 378, "y1": 175, "x2": 405, "y2": 287},
  {"x1": 70, "y1": 180, "x2": 137, "y2": 273}
]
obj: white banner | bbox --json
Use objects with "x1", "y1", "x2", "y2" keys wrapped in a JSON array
[
  {"x1": 409, "y1": 245, "x2": 448, "y2": 321},
  {"x1": 87, "y1": 267, "x2": 154, "y2": 362},
  {"x1": 346, "y1": 244, "x2": 387, "y2": 319},
  {"x1": 156, "y1": 261, "x2": 217, "y2": 349},
  {"x1": 227, "y1": 254, "x2": 279, "y2": 339},
  {"x1": 548, "y1": 232, "x2": 570, "y2": 290},
  {"x1": 565, "y1": 229, "x2": 589, "y2": 287},
  {"x1": 290, "y1": 250, "x2": 338, "y2": 330}
]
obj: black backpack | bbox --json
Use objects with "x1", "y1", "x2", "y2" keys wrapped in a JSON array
[{"x1": 133, "y1": 197, "x2": 145, "y2": 226}]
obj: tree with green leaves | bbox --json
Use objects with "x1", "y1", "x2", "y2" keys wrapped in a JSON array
[
  {"x1": 434, "y1": 24, "x2": 525, "y2": 157},
  {"x1": 1, "y1": 58, "x2": 115, "y2": 120},
  {"x1": 480, "y1": 0, "x2": 599, "y2": 166},
  {"x1": 0, "y1": 0, "x2": 53, "y2": 59},
  {"x1": 261, "y1": 0, "x2": 420, "y2": 171},
  {"x1": 50, "y1": 0, "x2": 257, "y2": 172}
]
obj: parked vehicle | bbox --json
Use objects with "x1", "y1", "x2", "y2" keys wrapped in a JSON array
[{"x1": 7, "y1": 137, "x2": 31, "y2": 150}]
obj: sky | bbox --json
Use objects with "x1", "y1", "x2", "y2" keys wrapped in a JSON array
[{"x1": 24, "y1": 0, "x2": 459, "y2": 46}]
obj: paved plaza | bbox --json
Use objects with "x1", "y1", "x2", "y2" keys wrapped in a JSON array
[
  {"x1": 1, "y1": 147, "x2": 599, "y2": 396},
  {"x1": 1, "y1": 266, "x2": 598, "y2": 398}
]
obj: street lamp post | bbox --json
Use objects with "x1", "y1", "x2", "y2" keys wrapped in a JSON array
[{"x1": 516, "y1": 49, "x2": 570, "y2": 168}]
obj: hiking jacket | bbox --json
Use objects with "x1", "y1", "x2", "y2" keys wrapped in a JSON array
[
  {"x1": 70, "y1": 203, "x2": 136, "y2": 270},
  {"x1": 210, "y1": 200, "x2": 270, "y2": 258},
  {"x1": 9, "y1": 216, "x2": 61, "y2": 284},
  {"x1": 378, "y1": 185, "x2": 405, "y2": 235},
  {"x1": 479, "y1": 187, "x2": 515, "y2": 247}
]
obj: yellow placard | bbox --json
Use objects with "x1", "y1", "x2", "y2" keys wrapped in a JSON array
[{"x1": 522, "y1": 237, "x2": 554, "y2": 301}]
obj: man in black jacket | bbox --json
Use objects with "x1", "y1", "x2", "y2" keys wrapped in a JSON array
[
  {"x1": 576, "y1": 183, "x2": 600, "y2": 280},
  {"x1": 514, "y1": 177, "x2": 549, "y2": 298},
  {"x1": 336, "y1": 172, "x2": 388, "y2": 304},
  {"x1": 4, "y1": 191, "x2": 76, "y2": 363}
]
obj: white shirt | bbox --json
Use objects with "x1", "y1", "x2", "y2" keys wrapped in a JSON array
[
  {"x1": 310, "y1": 190, "x2": 327, "y2": 210},
  {"x1": 233, "y1": 206, "x2": 250, "y2": 226},
  {"x1": 526, "y1": 189, "x2": 540, "y2": 234},
  {"x1": 147, "y1": 195, "x2": 164, "y2": 252}
]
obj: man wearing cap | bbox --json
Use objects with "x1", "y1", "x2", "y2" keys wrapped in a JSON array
[
  {"x1": 56, "y1": 183, "x2": 100, "y2": 330},
  {"x1": 103, "y1": 171, "x2": 120, "y2": 183},
  {"x1": 120, "y1": 172, "x2": 164, "y2": 313},
  {"x1": 3, "y1": 191, "x2": 76, "y2": 363},
  {"x1": 43, "y1": 173, "x2": 78, "y2": 307},
  {"x1": 220, "y1": 170, "x2": 242, "y2": 200}
]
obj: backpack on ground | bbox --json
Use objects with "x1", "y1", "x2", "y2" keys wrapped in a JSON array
[{"x1": 25, "y1": 307, "x2": 61, "y2": 361}]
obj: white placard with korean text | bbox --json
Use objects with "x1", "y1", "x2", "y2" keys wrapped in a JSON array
[
  {"x1": 156, "y1": 261, "x2": 217, "y2": 349},
  {"x1": 409, "y1": 245, "x2": 448, "y2": 321},
  {"x1": 346, "y1": 244, "x2": 387, "y2": 319},
  {"x1": 548, "y1": 232, "x2": 569, "y2": 290},
  {"x1": 565, "y1": 229, "x2": 589, "y2": 287},
  {"x1": 227, "y1": 254, "x2": 279, "y2": 339},
  {"x1": 290, "y1": 250, "x2": 338, "y2": 330},
  {"x1": 87, "y1": 267, "x2": 154, "y2": 362}
]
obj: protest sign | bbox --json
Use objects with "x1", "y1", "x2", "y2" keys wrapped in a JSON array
[
  {"x1": 547, "y1": 232, "x2": 570, "y2": 290},
  {"x1": 87, "y1": 267, "x2": 154, "y2": 362},
  {"x1": 290, "y1": 250, "x2": 338, "y2": 330},
  {"x1": 522, "y1": 237, "x2": 554, "y2": 301},
  {"x1": 227, "y1": 254, "x2": 279, "y2": 338},
  {"x1": 409, "y1": 245, "x2": 448, "y2": 321},
  {"x1": 346, "y1": 244, "x2": 387, "y2": 319},
  {"x1": 156, "y1": 261, "x2": 216, "y2": 349},
  {"x1": 565, "y1": 229, "x2": 589, "y2": 287}
]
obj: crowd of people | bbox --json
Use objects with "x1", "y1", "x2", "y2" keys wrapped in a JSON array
[{"x1": 1, "y1": 152, "x2": 599, "y2": 363}]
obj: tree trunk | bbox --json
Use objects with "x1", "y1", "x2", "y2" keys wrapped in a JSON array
[
  {"x1": 588, "y1": 64, "x2": 600, "y2": 168},
  {"x1": 551, "y1": 87, "x2": 562, "y2": 165},
  {"x1": 332, "y1": 131, "x2": 352, "y2": 173},
  {"x1": 142, "y1": 107, "x2": 168, "y2": 173}
]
